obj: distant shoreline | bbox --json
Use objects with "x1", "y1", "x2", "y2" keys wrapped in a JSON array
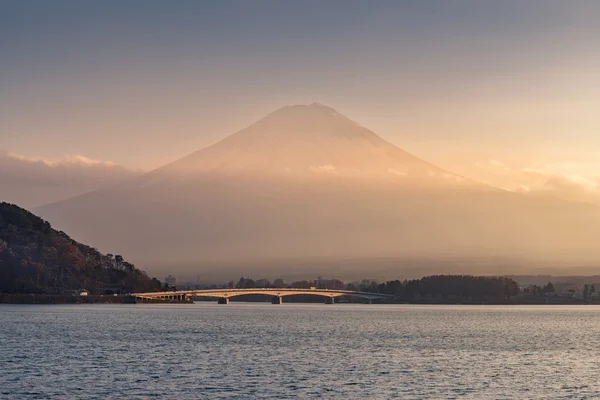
[
  {"x1": 1, "y1": 293, "x2": 596, "y2": 306},
  {"x1": 0, "y1": 294, "x2": 138, "y2": 305}
]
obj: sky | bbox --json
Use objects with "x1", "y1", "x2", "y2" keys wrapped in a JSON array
[{"x1": 2, "y1": 1, "x2": 600, "y2": 194}]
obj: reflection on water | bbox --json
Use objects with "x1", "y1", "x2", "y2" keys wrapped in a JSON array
[{"x1": 2, "y1": 303, "x2": 600, "y2": 399}]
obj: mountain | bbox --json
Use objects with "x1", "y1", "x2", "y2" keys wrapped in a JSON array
[
  {"x1": 0, "y1": 202, "x2": 162, "y2": 294},
  {"x1": 36, "y1": 104, "x2": 600, "y2": 279},
  {"x1": 0, "y1": 151, "x2": 139, "y2": 208},
  {"x1": 160, "y1": 103, "x2": 454, "y2": 180}
]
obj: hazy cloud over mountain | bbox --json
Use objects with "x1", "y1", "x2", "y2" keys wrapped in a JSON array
[
  {"x1": 0, "y1": 151, "x2": 140, "y2": 208},
  {"x1": 462, "y1": 158, "x2": 600, "y2": 206},
  {"x1": 6, "y1": 152, "x2": 119, "y2": 168}
]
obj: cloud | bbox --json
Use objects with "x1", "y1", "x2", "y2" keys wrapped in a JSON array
[
  {"x1": 470, "y1": 157, "x2": 600, "y2": 205},
  {"x1": 1, "y1": 151, "x2": 140, "y2": 208},
  {"x1": 388, "y1": 168, "x2": 407, "y2": 176},
  {"x1": 523, "y1": 163, "x2": 599, "y2": 192},
  {"x1": 473, "y1": 157, "x2": 600, "y2": 206},
  {"x1": 519, "y1": 165, "x2": 600, "y2": 204},
  {"x1": 488, "y1": 159, "x2": 504, "y2": 168},
  {"x1": 310, "y1": 165, "x2": 336, "y2": 173},
  {"x1": 7, "y1": 153, "x2": 117, "y2": 168},
  {"x1": 475, "y1": 159, "x2": 511, "y2": 173}
]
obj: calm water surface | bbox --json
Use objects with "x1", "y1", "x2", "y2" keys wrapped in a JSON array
[{"x1": 2, "y1": 303, "x2": 600, "y2": 399}]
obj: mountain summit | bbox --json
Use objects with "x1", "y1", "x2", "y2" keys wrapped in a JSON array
[{"x1": 161, "y1": 103, "x2": 453, "y2": 181}]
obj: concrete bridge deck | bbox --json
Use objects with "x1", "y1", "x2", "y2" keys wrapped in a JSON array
[{"x1": 132, "y1": 288, "x2": 394, "y2": 304}]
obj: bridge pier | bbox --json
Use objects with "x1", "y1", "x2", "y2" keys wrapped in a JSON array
[
  {"x1": 326, "y1": 297, "x2": 335, "y2": 304},
  {"x1": 271, "y1": 296, "x2": 283, "y2": 305},
  {"x1": 218, "y1": 297, "x2": 230, "y2": 305}
]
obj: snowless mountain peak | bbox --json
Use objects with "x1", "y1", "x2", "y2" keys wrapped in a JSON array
[{"x1": 159, "y1": 103, "x2": 455, "y2": 180}]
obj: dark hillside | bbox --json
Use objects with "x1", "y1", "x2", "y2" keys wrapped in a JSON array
[{"x1": 0, "y1": 202, "x2": 162, "y2": 294}]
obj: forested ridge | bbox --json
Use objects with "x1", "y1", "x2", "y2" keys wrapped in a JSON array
[{"x1": 0, "y1": 202, "x2": 162, "y2": 294}]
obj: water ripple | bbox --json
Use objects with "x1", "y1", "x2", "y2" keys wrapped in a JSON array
[{"x1": 2, "y1": 304, "x2": 600, "y2": 399}]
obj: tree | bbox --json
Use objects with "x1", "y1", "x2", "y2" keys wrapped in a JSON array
[
  {"x1": 255, "y1": 278, "x2": 271, "y2": 288},
  {"x1": 236, "y1": 277, "x2": 256, "y2": 288},
  {"x1": 543, "y1": 282, "x2": 555, "y2": 293}
]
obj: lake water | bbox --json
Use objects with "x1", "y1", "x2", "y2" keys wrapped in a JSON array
[{"x1": 2, "y1": 303, "x2": 600, "y2": 399}]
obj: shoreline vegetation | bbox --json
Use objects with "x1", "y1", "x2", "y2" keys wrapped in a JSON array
[
  {"x1": 175, "y1": 275, "x2": 599, "y2": 306},
  {"x1": 3, "y1": 275, "x2": 599, "y2": 305}
]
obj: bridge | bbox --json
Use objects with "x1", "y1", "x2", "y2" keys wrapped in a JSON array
[{"x1": 132, "y1": 288, "x2": 395, "y2": 304}]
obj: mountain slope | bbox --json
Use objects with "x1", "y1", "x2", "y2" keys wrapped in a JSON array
[
  {"x1": 35, "y1": 104, "x2": 600, "y2": 279},
  {"x1": 0, "y1": 202, "x2": 161, "y2": 293}
]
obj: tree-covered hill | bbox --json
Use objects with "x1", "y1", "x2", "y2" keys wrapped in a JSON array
[{"x1": 0, "y1": 202, "x2": 162, "y2": 294}]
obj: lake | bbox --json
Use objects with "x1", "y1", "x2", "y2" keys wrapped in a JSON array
[{"x1": 2, "y1": 303, "x2": 600, "y2": 399}]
